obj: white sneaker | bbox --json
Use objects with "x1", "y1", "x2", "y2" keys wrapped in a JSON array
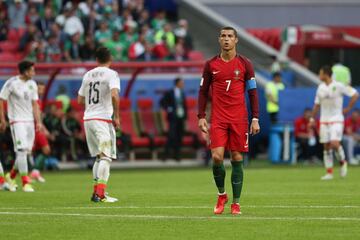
[
  {"x1": 30, "y1": 170, "x2": 46, "y2": 183},
  {"x1": 5, "y1": 173, "x2": 17, "y2": 191},
  {"x1": 1, "y1": 182, "x2": 16, "y2": 192},
  {"x1": 103, "y1": 193, "x2": 118, "y2": 203},
  {"x1": 321, "y1": 173, "x2": 334, "y2": 180},
  {"x1": 340, "y1": 162, "x2": 348, "y2": 178},
  {"x1": 23, "y1": 183, "x2": 35, "y2": 192},
  {"x1": 0, "y1": 182, "x2": 9, "y2": 191}
]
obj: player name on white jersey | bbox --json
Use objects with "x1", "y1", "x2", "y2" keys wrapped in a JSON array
[{"x1": 78, "y1": 67, "x2": 120, "y2": 121}]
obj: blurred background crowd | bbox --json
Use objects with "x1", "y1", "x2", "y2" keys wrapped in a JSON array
[{"x1": 0, "y1": 0, "x2": 195, "y2": 62}]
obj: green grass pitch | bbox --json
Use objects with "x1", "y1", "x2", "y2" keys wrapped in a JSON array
[{"x1": 1, "y1": 164, "x2": 360, "y2": 240}]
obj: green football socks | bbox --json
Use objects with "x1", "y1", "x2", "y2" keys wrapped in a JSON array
[
  {"x1": 231, "y1": 161, "x2": 244, "y2": 204},
  {"x1": 212, "y1": 162, "x2": 226, "y2": 194}
]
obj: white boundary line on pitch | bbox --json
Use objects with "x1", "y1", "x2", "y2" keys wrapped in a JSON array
[
  {"x1": 0, "y1": 211, "x2": 359, "y2": 221},
  {"x1": 1, "y1": 205, "x2": 360, "y2": 210}
]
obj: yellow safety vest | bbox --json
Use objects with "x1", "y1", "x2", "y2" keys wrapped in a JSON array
[
  {"x1": 332, "y1": 64, "x2": 351, "y2": 85},
  {"x1": 266, "y1": 82, "x2": 285, "y2": 113}
]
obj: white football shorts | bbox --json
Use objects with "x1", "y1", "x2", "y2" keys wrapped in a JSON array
[
  {"x1": 84, "y1": 120, "x2": 116, "y2": 160},
  {"x1": 319, "y1": 122, "x2": 344, "y2": 143},
  {"x1": 10, "y1": 121, "x2": 35, "y2": 152}
]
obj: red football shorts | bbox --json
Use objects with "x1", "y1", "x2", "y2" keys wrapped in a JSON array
[
  {"x1": 210, "y1": 122, "x2": 249, "y2": 152},
  {"x1": 33, "y1": 131, "x2": 49, "y2": 151}
]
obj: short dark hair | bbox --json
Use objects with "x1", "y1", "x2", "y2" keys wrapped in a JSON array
[
  {"x1": 320, "y1": 65, "x2": 332, "y2": 77},
  {"x1": 18, "y1": 60, "x2": 34, "y2": 74},
  {"x1": 220, "y1": 26, "x2": 238, "y2": 37},
  {"x1": 174, "y1": 77, "x2": 183, "y2": 86},
  {"x1": 36, "y1": 81, "x2": 46, "y2": 86},
  {"x1": 272, "y1": 72, "x2": 281, "y2": 79},
  {"x1": 95, "y1": 47, "x2": 111, "y2": 64}
]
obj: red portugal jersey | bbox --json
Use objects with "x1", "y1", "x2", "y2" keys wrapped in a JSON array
[{"x1": 198, "y1": 55, "x2": 256, "y2": 124}]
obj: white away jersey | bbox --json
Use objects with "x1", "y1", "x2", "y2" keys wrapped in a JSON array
[
  {"x1": 0, "y1": 76, "x2": 38, "y2": 122},
  {"x1": 78, "y1": 67, "x2": 120, "y2": 120},
  {"x1": 315, "y1": 81, "x2": 357, "y2": 122}
]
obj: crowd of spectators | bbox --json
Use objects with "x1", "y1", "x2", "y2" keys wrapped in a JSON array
[{"x1": 0, "y1": 0, "x2": 194, "y2": 62}]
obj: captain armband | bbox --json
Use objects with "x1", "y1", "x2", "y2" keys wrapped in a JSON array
[{"x1": 246, "y1": 77, "x2": 257, "y2": 90}]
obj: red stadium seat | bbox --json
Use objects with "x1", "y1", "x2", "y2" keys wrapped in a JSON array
[
  {"x1": 7, "y1": 29, "x2": 19, "y2": 42},
  {"x1": 119, "y1": 98, "x2": 152, "y2": 159},
  {"x1": 188, "y1": 51, "x2": 204, "y2": 61},
  {"x1": 0, "y1": 41, "x2": 19, "y2": 53},
  {"x1": 70, "y1": 99, "x2": 84, "y2": 112},
  {"x1": 0, "y1": 52, "x2": 18, "y2": 62},
  {"x1": 185, "y1": 98, "x2": 207, "y2": 146},
  {"x1": 137, "y1": 98, "x2": 166, "y2": 146},
  {"x1": 45, "y1": 100, "x2": 63, "y2": 110}
]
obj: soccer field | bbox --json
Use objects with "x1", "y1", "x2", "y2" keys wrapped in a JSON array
[{"x1": 1, "y1": 164, "x2": 360, "y2": 240}]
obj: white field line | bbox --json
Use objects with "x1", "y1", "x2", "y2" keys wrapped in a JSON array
[
  {"x1": 0, "y1": 205, "x2": 360, "y2": 210},
  {"x1": 0, "y1": 211, "x2": 359, "y2": 221}
]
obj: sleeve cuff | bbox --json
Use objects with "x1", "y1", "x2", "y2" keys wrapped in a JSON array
[{"x1": 197, "y1": 113, "x2": 206, "y2": 119}]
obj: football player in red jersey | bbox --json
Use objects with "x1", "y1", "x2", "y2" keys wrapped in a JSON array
[{"x1": 198, "y1": 26, "x2": 260, "y2": 215}]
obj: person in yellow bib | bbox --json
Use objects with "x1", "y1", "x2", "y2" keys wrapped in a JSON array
[
  {"x1": 332, "y1": 62, "x2": 351, "y2": 86},
  {"x1": 265, "y1": 72, "x2": 285, "y2": 124}
]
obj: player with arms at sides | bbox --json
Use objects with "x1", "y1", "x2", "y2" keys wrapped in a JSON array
[
  {"x1": 198, "y1": 26, "x2": 260, "y2": 215},
  {"x1": 310, "y1": 66, "x2": 358, "y2": 180},
  {"x1": 0, "y1": 61, "x2": 43, "y2": 192},
  {"x1": 78, "y1": 47, "x2": 121, "y2": 203}
]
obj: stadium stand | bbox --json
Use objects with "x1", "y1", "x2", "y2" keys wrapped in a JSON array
[{"x1": 0, "y1": 0, "x2": 202, "y2": 63}]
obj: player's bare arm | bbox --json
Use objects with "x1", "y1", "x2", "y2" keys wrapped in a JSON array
[
  {"x1": 343, "y1": 92, "x2": 359, "y2": 115},
  {"x1": 111, "y1": 88, "x2": 121, "y2": 130},
  {"x1": 198, "y1": 118, "x2": 208, "y2": 134},
  {"x1": 309, "y1": 103, "x2": 320, "y2": 127},
  {"x1": 32, "y1": 100, "x2": 43, "y2": 132},
  {"x1": 0, "y1": 98, "x2": 6, "y2": 132},
  {"x1": 77, "y1": 95, "x2": 85, "y2": 105}
]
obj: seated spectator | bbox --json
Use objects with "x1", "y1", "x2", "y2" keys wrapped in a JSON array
[
  {"x1": 128, "y1": 33, "x2": 147, "y2": 61},
  {"x1": 43, "y1": 104, "x2": 65, "y2": 161},
  {"x1": 151, "y1": 10, "x2": 166, "y2": 31},
  {"x1": 95, "y1": 21, "x2": 112, "y2": 45},
  {"x1": 154, "y1": 23, "x2": 175, "y2": 52},
  {"x1": 294, "y1": 108, "x2": 322, "y2": 162},
  {"x1": 19, "y1": 23, "x2": 41, "y2": 51},
  {"x1": 49, "y1": 22, "x2": 66, "y2": 48},
  {"x1": 140, "y1": 24, "x2": 154, "y2": 43},
  {"x1": 80, "y1": 34, "x2": 96, "y2": 61},
  {"x1": 173, "y1": 37, "x2": 188, "y2": 61},
  {"x1": 55, "y1": 3, "x2": 72, "y2": 28},
  {"x1": 343, "y1": 109, "x2": 360, "y2": 165},
  {"x1": 61, "y1": 107, "x2": 86, "y2": 161},
  {"x1": 102, "y1": 5, "x2": 122, "y2": 32},
  {"x1": 8, "y1": 0, "x2": 27, "y2": 29},
  {"x1": 82, "y1": 9, "x2": 100, "y2": 35},
  {"x1": 120, "y1": 20, "x2": 138, "y2": 57},
  {"x1": 35, "y1": 6, "x2": 54, "y2": 38},
  {"x1": 25, "y1": 5, "x2": 39, "y2": 25},
  {"x1": 63, "y1": 32, "x2": 82, "y2": 62},
  {"x1": 174, "y1": 19, "x2": 193, "y2": 52},
  {"x1": 45, "y1": 34, "x2": 62, "y2": 62},
  {"x1": 94, "y1": 0, "x2": 107, "y2": 15},
  {"x1": 121, "y1": 7, "x2": 134, "y2": 24},
  {"x1": 137, "y1": 9, "x2": 151, "y2": 30},
  {"x1": 142, "y1": 41, "x2": 155, "y2": 61},
  {"x1": 104, "y1": 31, "x2": 125, "y2": 61},
  {"x1": 63, "y1": 6, "x2": 84, "y2": 37},
  {"x1": 34, "y1": 40, "x2": 47, "y2": 62}
]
